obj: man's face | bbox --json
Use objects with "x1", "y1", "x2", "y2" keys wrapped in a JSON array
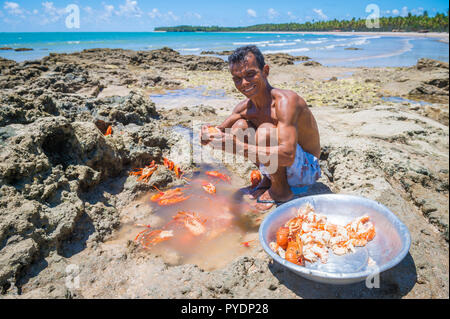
[{"x1": 230, "y1": 52, "x2": 269, "y2": 98}]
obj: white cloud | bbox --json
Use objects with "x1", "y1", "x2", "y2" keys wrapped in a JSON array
[
  {"x1": 4, "y1": 2, "x2": 23, "y2": 15},
  {"x1": 268, "y1": 8, "x2": 279, "y2": 19},
  {"x1": 167, "y1": 11, "x2": 178, "y2": 21},
  {"x1": 287, "y1": 11, "x2": 296, "y2": 19},
  {"x1": 411, "y1": 7, "x2": 424, "y2": 15},
  {"x1": 247, "y1": 9, "x2": 256, "y2": 18},
  {"x1": 148, "y1": 8, "x2": 161, "y2": 19},
  {"x1": 185, "y1": 11, "x2": 201, "y2": 19},
  {"x1": 400, "y1": 6, "x2": 408, "y2": 17},
  {"x1": 392, "y1": 9, "x2": 399, "y2": 15},
  {"x1": 41, "y1": 2, "x2": 66, "y2": 23},
  {"x1": 33, "y1": 9, "x2": 39, "y2": 14},
  {"x1": 100, "y1": 3, "x2": 115, "y2": 20},
  {"x1": 147, "y1": 8, "x2": 182, "y2": 22},
  {"x1": 84, "y1": 6, "x2": 93, "y2": 15},
  {"x1": 117, "y1": 0, "x2": 142, "y2": 17},
  {"x1": 313, "y1": 8, "x2": 327, "y2": 20},
  {"x1": 104, "y1": 4, "x2": 114, "y2": 13}
]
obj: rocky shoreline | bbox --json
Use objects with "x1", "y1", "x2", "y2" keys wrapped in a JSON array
[{"x1": 0, "y1": 48, "x2": 448, "y2": 298}]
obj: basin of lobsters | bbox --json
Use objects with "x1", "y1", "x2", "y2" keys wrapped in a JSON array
[{"x1": 110, "y1": 156, "x2": 265, "y2": 270}]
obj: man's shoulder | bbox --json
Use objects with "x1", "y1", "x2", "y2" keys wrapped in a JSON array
[
  {"x1": 233, "y1": 98, "x2": 251, "y2": 113},
  {"x1": 271, "y1": 88, "x2": 307, "y2": 109}
]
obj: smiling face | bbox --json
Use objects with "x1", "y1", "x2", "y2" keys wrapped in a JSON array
[{"x1": 229, "y1": 52, "x2": 269, "y2": 98}]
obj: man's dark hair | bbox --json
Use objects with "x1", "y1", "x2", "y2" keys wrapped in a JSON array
[{"x1": 228, "y1": 45, "x2": 265, "y2": 70}]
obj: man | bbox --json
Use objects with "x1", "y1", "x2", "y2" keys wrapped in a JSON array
[{"x1": 201, "y1": 45, "x2": 321, "y2": 210}]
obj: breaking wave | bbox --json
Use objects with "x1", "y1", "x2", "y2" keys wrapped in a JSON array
[
  {"x1": 177, "y1": 48, "x2": 201, "y2": 51},
  {"x1": 267, "y1": 42, "x2": 298, "y2": 47},
  {"x1": 327, "y1": 38, "x2": 414, "y2": 63},
  {"x1": 263, "y1": 47, "x2": 310, "y2": 54}
]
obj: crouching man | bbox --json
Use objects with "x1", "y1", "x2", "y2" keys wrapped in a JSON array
[{"x1": 201, "y1": 45, "x2": 321, "y2": 210}]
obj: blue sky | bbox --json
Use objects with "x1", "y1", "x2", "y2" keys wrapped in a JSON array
[{"x1": 0, "y1": 0, "x2": 448, "y2": 32}]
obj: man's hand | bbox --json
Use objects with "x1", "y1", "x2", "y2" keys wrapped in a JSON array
[
  {"x1": 209, "y1": 131, "x2": 237, "y2": 153},
  {"x1": 200, "y1": 125, "x2": 222, "y2": 146}
]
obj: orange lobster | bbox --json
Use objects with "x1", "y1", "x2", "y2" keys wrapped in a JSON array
[
  {"x1": 172, "y1": 211, "x2": 207, "y2": 236},
  {"x1": 201, "y1": 181, "x2": 216, "y2": 194},
  {"x1": 250, "y1": 170, "x2": 262, "y2": 188},
  {"x1": 129, "y1": 161, "x2": 157, "y2": 183},
  {"x1": 173, "y1": 165, "x2": 182, "y2": 178},
  {"x1": 104, "y1": 125, "x2": 112, "y2": 136},
  {"x1": 207, "y1": 126, "x2": 221, "y2": 134},
  {"x1": 135, "y1": 229, "x2": 174, "y2": 248},
  {"x1": 158, "y1": 195, "x2": 191, "y2": 206},
  {"x1": 205, "y1": 171, "x2": 231, "y2": 183},
  {"x1": 150, "y1": 185, "x2": 183, "y2": 202},
  {"x1": 163, "y1": 157, "x2": 184, "y2": 179},
  {"x1": 150, "y1": 186, "x2": 190, "y2": 205},
  {"x1": 163, "y1": 157, "x2": 175, "y2": 170},
  {"x1": 241, "y1": 240, "x2": 255, "y2": 248}
]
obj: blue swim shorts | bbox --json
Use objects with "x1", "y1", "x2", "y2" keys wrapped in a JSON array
[{"x1": 259, "y1": 144, "x2": 321, "y2": 187}]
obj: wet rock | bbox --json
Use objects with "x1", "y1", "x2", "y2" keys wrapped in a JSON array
[
  {"x1": 184, "y1": 56, "x2": 227, "y2": 71},
  {"x1": 409, "y1": 79, "x2": 449, "y2": 96},
  {"x1": 264, "y1": 53, "x2": 310, "y2": 66},
  {"x1": 302, "y1": 60, "x2": 322, "y2": 67},
  {"x1": 201, "y1": 50, "x2": 233, "y2": 56},
  {"x1": 90, "y1": 92, "x2": 159, "y2": 125},
  {"x1": 139, "y1": 74, "x2": 163, "y2": 87},
  {"x1": 0, "y1": 57, "x2": 17, "y2": 72},
  {"x1": 14, "y1": 48, "x2": 33, "y2": 52},
  {"x1": 0, "y1": 238, "x2": 38, "y2": 292},
  {"x1": 416, "y1": 58, "x2": 449, "y2": 70}
]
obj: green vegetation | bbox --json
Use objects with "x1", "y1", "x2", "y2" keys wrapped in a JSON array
[{"x1": 155, "y1": 11, "x2": 449, "y2": 32}]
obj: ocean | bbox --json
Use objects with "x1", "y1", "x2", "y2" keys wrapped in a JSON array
[{"x1": 0, "y1": 32, "x2": 448, "y2": 67}]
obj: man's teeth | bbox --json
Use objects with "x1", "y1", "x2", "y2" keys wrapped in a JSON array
[{"x1": 244, "y1": 86, "x2": 255, "y2": 92}]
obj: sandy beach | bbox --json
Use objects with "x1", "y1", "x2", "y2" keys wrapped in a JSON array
[
  {"x1": 0, "y1": 47, "x2": 448, "y2": 298},
  {"x1": 237, "y1": 30, "x2": 447, "y2": 37},
  {"x1": 223, "y1": 31, "x2": 449, "y2": 44},
  {"x1": 298, "y1": 31, "x2": 449, "y2": 43},
  {"x1": 245, "y1": 31, "x2": 449, "y2": 38}
]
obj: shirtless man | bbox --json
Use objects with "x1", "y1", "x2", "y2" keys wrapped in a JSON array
[{"x1": 200, "y1": 45, "x2": 321, "y2": 210}]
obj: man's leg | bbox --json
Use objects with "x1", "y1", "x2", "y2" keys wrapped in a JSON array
[
  {"x1": 254, "y1": 123, "x2": 293, "y2": 210},
  {"x1": 230, "y1": 119, "x2": 271, "y2": 195}
]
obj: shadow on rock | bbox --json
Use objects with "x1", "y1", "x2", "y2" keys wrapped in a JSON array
[
  {"x1": 268, "y1": 252, "x2": 416, "y2": 298},
  {"x1": 15, "y1": 257, "x2": 49, "y2": 295},
  {"x1": 57, "y1": 213, "x2": 95, "y2": 258},
  {"x1": 232, "y1": 182, "x2": 333, "y2": 203},
  {"x1": 291, "y1": 182, "x2": 334, "y2": 199}
]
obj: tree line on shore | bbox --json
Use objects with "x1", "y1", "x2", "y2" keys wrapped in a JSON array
[{"x1": 155, "y1": 11, "x2": 449, "y2": 32}]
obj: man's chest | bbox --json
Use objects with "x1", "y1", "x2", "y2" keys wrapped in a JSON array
[{"x1": 244, "y1": 104, "x2": 278, "y2": 128}]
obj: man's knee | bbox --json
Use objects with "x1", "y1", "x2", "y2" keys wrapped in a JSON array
[
  {"x1": 256, "y1": 123, "x2": 277, "y2": 147},
  {"x1": 255, "y1": 123, "x2": 278, "y2": 170},
  {"x1": 231, "y1": 119, "x2": 249, "y2": 131},
  {"x1": 231, "y1": 119, "x2": 255, "y2": 144}
]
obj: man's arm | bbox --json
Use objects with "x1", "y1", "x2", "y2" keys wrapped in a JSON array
[
  {"x1": 216, "y1": 100, "x2": 248, "y2": 131},
  {"x1": 236, "y1": 94, "x2": 299, "y2": 167},
  {"x1": 200, "y1": 100, "x2": 248, "y2": 145}
]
